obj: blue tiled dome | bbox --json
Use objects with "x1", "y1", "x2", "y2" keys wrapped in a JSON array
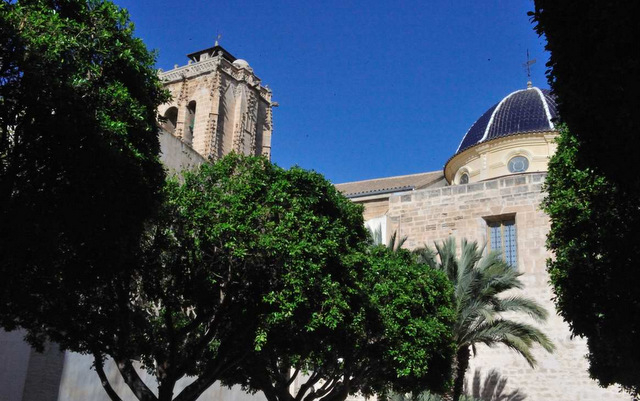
[{"x1": 456, "y1": 87, "x2": 558, "y2": 154}]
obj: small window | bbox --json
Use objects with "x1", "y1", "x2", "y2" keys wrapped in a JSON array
[
  {"x1": 459, "y1": 173, "x2": 469, "y2": 184},
  {"x1": 487, "y1": 218, "x2": 517, "y2": 268},
  {"x1": 508, "y1": 156, "x2": 529, "y2": 173}
]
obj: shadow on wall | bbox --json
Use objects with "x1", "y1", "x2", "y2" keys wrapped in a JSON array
[
  {"x1": 465, "y1": 369, "x2": 527, "y2": 401},
  {"x1": 384, "y1": 369, "x2": 526, "y2": 401}
]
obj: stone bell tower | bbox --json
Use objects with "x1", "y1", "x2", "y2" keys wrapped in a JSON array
[{"x1": 158, "y1": 44, "x2": 274, "y2": 160}]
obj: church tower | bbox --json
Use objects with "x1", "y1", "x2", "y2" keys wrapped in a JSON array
[{"x1": 158, "y1": 44, "x2": 274, "y2": 160}]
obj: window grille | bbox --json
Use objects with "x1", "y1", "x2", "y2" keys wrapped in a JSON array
[{"x1": 487, "y1": 218, "x2": 517, "y2": 268}]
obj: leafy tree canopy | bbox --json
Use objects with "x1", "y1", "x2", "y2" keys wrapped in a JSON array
[
  {"x1": 530, "y1": 1, "x2": 640, "y2": 187},
  {"x1": 0, "y1": 0, "x2": 168, "y2": 347},
  {"x1": 0, "y1": 3, "x2": 458, "y2": 400},
  {"x1": 125, "y1": 155, "x2": 375, "y2": 401},
  {"x1": 531, "y1": 1, "x2": 640, "y2": 392},
  {"x1": 5, "y1": 152, "x2": 417, "y2": 401},
  {"x1": 229, "y1": 245, "x2": 456, "y2": 401},
  {"x1": 543, "y1": 126, "x2": 640, "y2": 393}
]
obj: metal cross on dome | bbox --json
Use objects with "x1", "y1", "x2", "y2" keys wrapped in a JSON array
[{"x1": 523, "y1": 49, "x2": 536, "y2": 88}]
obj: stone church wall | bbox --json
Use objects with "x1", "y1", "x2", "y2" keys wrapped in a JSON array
[
  {"x1": 386, "y1": 173, "x2": 630, "y2": 401},
  {"x1": 159, "y1": 130, "x2": 206, "y2": 172}
]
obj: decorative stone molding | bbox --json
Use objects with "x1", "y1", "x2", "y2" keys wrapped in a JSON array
[
  {"x1": 158, "y1": 45, "x2": 274, "y2": 161},
  {"x1": 246, "y1": 90, "x2": 258, "y2": 153},
  {"x1": 174, "y1": 77, "x2": 189, "y2": 140},
  {"x1": 159, "y1": 57, "x2": 222, "y2": 83}
]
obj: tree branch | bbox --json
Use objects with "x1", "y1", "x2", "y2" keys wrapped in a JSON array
[
  {"x1": 93, "y1": 354, "x2": 124, "y2": 401},
  {"x1": 175, "y1": 311, "x2": 209, "y2": 338},
  {"x1": 284, "y1": 366, "x2": 301, "y2": 388},
  {"x1": 261, "y1": 383, "x2": 282, "y2": 401},
  {"x1": 322, "y1": 382, "x2": 350, "y2": 401},
  {"x1": 176, "y1": 294, "x2": 234, "y2": 374},
  {"x1": 294, "y1": 370, "x2": 323, "y2": 401},
  {"x1": 173, "y1": 363, "x2": 222, "y2": 401},
  {"x1": 115, "y1": 358, "x2": 158, "y2": 401},
  {"x1": 175, "y1": 344, "x2": 254, "y2": 401},
  {"x1": 316, "y1": 375, "x2": 339, "y2": 396}
]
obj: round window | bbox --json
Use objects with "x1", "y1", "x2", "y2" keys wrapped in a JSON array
[
  {"x1": 459, "y1": 173, "x2": 469, "y2": 184},
  {"x1": 508, "y1": 156, "x2": 529, "y2": 173}
]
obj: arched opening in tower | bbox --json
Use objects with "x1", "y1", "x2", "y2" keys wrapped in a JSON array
[
  {"x1": 185, "y1": 100, "x2": 197, "y2": 146},
  {"x1": 162, "y1": 106, "x2": 178, "y2": 135}
]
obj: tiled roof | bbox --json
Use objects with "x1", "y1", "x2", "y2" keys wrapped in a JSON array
[
  {"x1": 335, "y1": 171, "x2": 445, "y2": 198},
  {"x1": 456, "y1": 87, "x2": 558, "y2": 154}
]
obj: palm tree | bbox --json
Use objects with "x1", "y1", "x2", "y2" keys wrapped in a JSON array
[
  {"x1": 414, "y1": 238, "x2": 554, "y2": 401},
  {"x1": 367, "y1": 225, "x2": 407, "y2": 251}
]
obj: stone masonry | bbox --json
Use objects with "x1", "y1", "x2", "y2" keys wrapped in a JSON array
[
  {"x1": 385, "y1": 173, "x2": 630, "y2": 401},
  {"x1": 158, "y1": 46, "x2": 274, "y2": 161}
]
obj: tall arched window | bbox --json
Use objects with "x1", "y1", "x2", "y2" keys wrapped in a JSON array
[{"x1": 162, "y1": 107, "x2": 178, "y2": 135}]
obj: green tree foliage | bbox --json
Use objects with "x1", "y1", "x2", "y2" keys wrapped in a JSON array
[
  {"x1": 367, "y1": 225, "x2": 407, "y2": 251},
  {"x1": 101, "y1": 154, "x2": 455, "y2": 401},
  {"x1": 416, "y1": 238, "x2": 553, "y2": 401},
  {"x1": 530, "y1": 1, "x2": 639, "y2": 186},
  {"x1": 531, "y1": 2, "x2": 640, "y2": 392},
  {"x1": 92, "y1": 151, "x2": 456, "y2": 401},
  {"x1": 0, "y1": 0, "x2": 168, "y2": 348},
  {"x1": 542, "y1": 126, "x2": 640, "y2": 393},
  {"x1": 103, "y1": 155, "x2": 374, "y2": 401},
  {"x1": 230, "y1": 246, "x2": 456, "y2": 401}
]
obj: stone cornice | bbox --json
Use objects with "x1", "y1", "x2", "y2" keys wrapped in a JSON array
[
  {"x1": 159, "y1": 56, "x2": 272, "y2": 100},
  {"x1": 390, "y1": 172, "x2": 547, "y2": 204}
]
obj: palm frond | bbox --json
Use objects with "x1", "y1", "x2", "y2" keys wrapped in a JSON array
[
  {"x1": 367, "y1": 224, "x2": 384, "y2": 246},
  {"x1": 465, "y1": 319, "x2": 554, "y2": 366},
  {"x1": 492, "y1": 296, "x2": 548, "y2": 322},
  {"x1": 425, "y1": 236, "x2": 554, "y2": 386},
  {"x1": 412, "y1": 246, "x2": 436, "y2": 266},
  {"x1": 389, "y1": 230, "x2": 408, "y2": 251}
]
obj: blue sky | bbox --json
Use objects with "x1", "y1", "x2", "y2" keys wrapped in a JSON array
[{"x1": 115, "y1": 0, "x2": 548, "y2": 183}]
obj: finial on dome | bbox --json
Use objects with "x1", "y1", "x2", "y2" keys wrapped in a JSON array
[{"x1": 523, "y1": 49, "x2": 536, "y2": 89}]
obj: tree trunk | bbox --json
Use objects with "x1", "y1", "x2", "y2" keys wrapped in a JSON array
[
  {"x1": 94, "y1": 354, "x2": 124, "y2": 401},
  {"x1": 115, "y1": 358, "x2": 158, "y2": 401},
  {"x1": 158, "y1": 379, "x2": 176, "y2": 401},
  {"x1": 452, "y1": 346, "x2": 471, "y2": 401}
]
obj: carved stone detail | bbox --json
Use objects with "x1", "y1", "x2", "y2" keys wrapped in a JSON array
[
  {"x1": 233, "y1": 114, "x2": 246, "y2": 153},
  {"x1": 158, "y1": 47, "x2": 274, "y2": 161},
  {"x1": 261, "y1": 98, "x2": 273, "y2": 158},
  {"x1": 246, "y1": 90, "x2": 258, "y2": 154},
  {"x1": 160, "y1": 57, "x2": 220, "y2": 83},
  {"x1": 174, "y1": 76, "x2": 189, "y2": 140},
  {"x1": 204, "y1": 71, "x2": 222, "y2": 160}
]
